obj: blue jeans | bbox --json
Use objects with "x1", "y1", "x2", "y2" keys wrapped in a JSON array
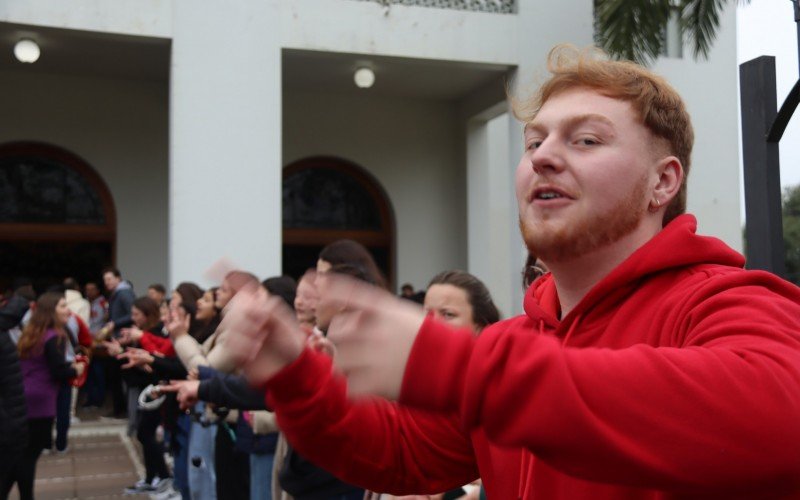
[
  {"x1": 55, "y1": 382, "x2": 71, "y2": 451},
  {"x1": 173, "y1": 414, "x2": 191, "y2": 500},
  {"x1": 189, "y1": 403, "x2": 217, "y2": 500},
  {"x1": 249, "y1": 453, "x2": 274, "y2": 500}
]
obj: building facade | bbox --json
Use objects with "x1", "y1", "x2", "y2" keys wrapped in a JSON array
[{"x1": 0, "y1": 0, "x2": 740, "y2": 315}]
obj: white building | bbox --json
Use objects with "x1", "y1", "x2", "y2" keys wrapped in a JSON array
[{"x1": 0, "y1": 0, "x2": 740, "y2": 315}]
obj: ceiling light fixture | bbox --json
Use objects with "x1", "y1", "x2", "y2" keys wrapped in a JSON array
[
  {"x1": 354, "y1": 67, "x2": 375, "y2": 89},
  {"x1": 14, "y1": 38, "x2": 40, "y2": 63}
]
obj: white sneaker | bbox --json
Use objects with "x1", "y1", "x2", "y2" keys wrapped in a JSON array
[
  {"x1": 152, "y1": 477, "x2": 172, "y2": 493},
  {"x1": 125, "y1": 479, "x2": 155, "y2": 494},
  {"x1": 150, "y1": 483, "x2": 180, "y2": 500}
]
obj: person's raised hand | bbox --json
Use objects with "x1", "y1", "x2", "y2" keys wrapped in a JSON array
[
  {"x1": 166, "y1": 307, "x2": 190, "y2": 339},
  {"x1": 223, "y1": 286, "x2": 307, "y2": 387},
  {"x1": 324, "y1": 275, "x2": 425, "y2": 400},
  {"x1": 160, "y1": 380, "x2": 200, "y2": 410}
]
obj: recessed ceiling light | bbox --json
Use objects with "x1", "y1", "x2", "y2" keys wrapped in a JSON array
[
  {"x1": 14, "y1": 39, "x2": 40, "y2": 63},
  {"x1": 354, "y1": 67, "x2": 375, "y2": 89}
]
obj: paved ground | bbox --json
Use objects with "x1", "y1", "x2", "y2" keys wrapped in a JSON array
[{"x1": 7, "y1": 408, "x2": 150, "y2": 500}]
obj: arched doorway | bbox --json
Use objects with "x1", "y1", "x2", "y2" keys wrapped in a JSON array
[
  {"x1": 0, "y1": 142, "x2": 116, "y2": 294},
  {"x1": 282, "y1": 157, "x2": 395, "y2": 287}
]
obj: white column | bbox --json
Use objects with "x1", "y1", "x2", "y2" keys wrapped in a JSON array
[
  {"x1": 507, "y1": 112, "x2": 527, "y2": 317},
  {"x1": 466, "y1": 112, "x2": 516, "y2": 317},
  {"x1": 466, "y1": 118, "x2": 490, "y2": 276},
  {"x1": 169, "y1": 1, "x2": 282, "y2": 287}
]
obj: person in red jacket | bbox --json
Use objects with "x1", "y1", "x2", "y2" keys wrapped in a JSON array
[{"x1": 224, "y1": 44, "x2": 800, "y2": 499}]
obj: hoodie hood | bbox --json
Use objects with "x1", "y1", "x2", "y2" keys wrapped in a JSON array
[{"x1": 523, "y1": 214, "x2": 745, "y2": 329}]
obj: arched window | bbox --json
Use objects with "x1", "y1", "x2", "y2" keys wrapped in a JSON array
[
  {"x1": 282, "y1": 157, "x2": 395, "y2": 286},
  {"x1": 0, "y1": 142, "x2": 116, "y2": 292}
]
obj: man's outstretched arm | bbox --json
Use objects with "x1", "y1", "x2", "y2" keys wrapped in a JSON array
[
  {"x1": 398, "y1": 274, "x2": 800, "y2": 493},
  {"x1": 224, "y1": 287, "x2": 479, "y2": 495},
  {"x1": 266, "y1": 348, "x2": 479, "y2": 494}
]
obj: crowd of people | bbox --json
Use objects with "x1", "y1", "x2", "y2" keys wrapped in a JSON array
[
  {"x1": 0, "y1": 238, "x2": 502, "y2": 500},
  {"x1": 4, "y1": 44, "x2": 800, "y2": 500}
]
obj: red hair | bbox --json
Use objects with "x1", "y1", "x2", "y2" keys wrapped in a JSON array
[{"x1": 513, "y1": 45, "x2": 694, "y2": 225}]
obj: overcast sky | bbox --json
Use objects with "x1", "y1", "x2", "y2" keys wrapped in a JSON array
[{"x1": 737, "y1": 1, "x2": 799, "y2": 192}]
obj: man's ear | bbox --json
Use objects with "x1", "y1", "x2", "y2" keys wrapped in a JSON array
[{"x1": 651, "y1": 156, "x2": 683, "y2": 208}]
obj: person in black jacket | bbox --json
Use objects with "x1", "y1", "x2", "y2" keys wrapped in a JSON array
[
  {"x1": 0, "y1": 282, "x2": 35, "y2": 341},
  {"x1": 0, "y1": 298, "x2": 29, "y2": 498}
]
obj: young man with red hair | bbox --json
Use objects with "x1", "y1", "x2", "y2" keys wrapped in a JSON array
[{"x1": 226, "y1": 46, "x2": 800, "y2": 498}]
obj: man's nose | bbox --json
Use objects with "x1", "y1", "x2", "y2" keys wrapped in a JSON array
[{"x1": 530, "y1": 137, "x2": 566, "y2": 175}]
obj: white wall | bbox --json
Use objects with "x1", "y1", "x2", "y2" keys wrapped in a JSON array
[
  {"x1": 280, "y1": 0, "x2": 518, "y2": 65},
  {"x1": 5, "y1": 0, "x2": 739, "y2": 312},
  {"x1": 283, "y1": 89, "x2": 466, "y2": 291},
  {"x1": 654, "y1": 2, "x2": 741, "y2": 251},
  {"x1": 0, "y1": 69, "x2": 169, "y2": 293},
  {"x1": 0, "y1": 0, "x2": 171, "y2": 38}
]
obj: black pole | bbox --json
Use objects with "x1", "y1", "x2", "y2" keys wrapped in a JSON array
[
  {"x1": 740, "y1": 56, "x2": 786, "y2": 276},
  {"x1": 794, "y1": 0, "x2": 800, "y2": 76}
]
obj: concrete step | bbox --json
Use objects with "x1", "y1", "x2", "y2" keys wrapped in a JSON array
[{"x1": 7, "y1": 426, "x2": 153, "y2": 500}]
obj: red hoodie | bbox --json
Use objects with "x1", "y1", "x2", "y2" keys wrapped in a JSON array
[
  {"x1": 140, "y1": 331, "x2": 176, "y2": 358},
  {"x1": 268, "y1": 215, "x2": 800, "y2": 498}
]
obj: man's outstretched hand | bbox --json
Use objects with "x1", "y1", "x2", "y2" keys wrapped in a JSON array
[
  {"x1": 325, "y1": 275, "x2": 426, "y2": 400},
  {"x1": 224, "y1": 276, "x2": 425, "y2": 399},
  {"x1": 223, "y1": 286, "x2": 307, "y2": 387}
]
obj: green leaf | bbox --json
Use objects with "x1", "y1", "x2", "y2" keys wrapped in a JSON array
[
  {"x1": 594, "y1": 0, "x2": 748, "y2": 64},
  {"x1": 594, "y1": 0, "x2": 672, "y2": 64},
  {"x1": 678, "y1": 0, "x2": 726, "y2": 60}
]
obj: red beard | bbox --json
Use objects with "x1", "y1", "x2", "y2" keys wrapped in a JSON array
[{"x1": 520, "y1": 175, "x2": 648, "y2": 263}]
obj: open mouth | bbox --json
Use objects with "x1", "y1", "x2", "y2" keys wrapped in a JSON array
[
  {"x1": 536, "y1": 191, "x2": 564, "y2": 200},
  {"x1": 531, "y1": 186, "x2": 572, "y2": 202}
]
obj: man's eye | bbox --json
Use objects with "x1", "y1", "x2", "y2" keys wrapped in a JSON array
[
  {"x1": 526, "y1": 141, "x2": 542, "y2": 151},
  {"x1": 442, "y1": 311, "x2": 456, "y2": 319},
  {"x1": 577, "y1": 137, "x2": 599, "y2": 146}
]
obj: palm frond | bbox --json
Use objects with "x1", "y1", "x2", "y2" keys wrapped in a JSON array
[
  {"x1": 678, "y1": 0, "x2": 727, "y2": 59},
  {"x1": 595, "y1": 0, "x2": 742, "y2": 64},
  {"x1": 594, "y1": 0, "x2": 673, "y2": 64}
]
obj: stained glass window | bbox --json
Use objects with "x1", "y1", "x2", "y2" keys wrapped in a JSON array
[
  {"x1": 0, "y1": 155, "x2": 106, "y2": 225},
  {"x1": 283, "y1": 167, "x2": 382, "y2": 231}
]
